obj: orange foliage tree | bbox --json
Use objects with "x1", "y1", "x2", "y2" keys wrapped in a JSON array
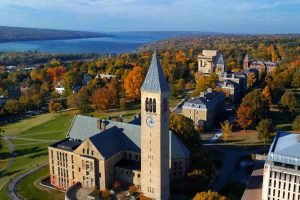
[
  {"x1": 92, "y1": 88, "x2": 112, "y2": 111},
  {"x1": 124, "y1": 66, "x2": 145, "y2": 100},
  {"x1": 236, "y1": 106, "x2": 253, "y2": 132}
]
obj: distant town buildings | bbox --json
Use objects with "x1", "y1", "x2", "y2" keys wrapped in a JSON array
[
  {"x1": 95, "y1": 73, "x2": 116, "y2": 80},
  {"x1": 262, "y1": 132, "x2": 300, "y2": 200},
  {"x1": 197, "y1": 50, "x2": 225, "y2": 74},
  {"x1": 182, "y1": 88, "x2": 225, "y2": 130},
  {"x1": 48, "y1": 52, "x2": 189, "y2": 199},
  {"x1": 243, "y1": 53, "x2": 279, "y2": 74}
]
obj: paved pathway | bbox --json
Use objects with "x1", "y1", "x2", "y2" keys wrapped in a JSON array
[
  {"x1": 1, "y1": 136, "x2": 16, "y2": 172},
  {"x1": 7, "y1": 163, "x2": 48, "y2": 200},
  {"x1": 170, "y1": 90, "x2": 193, "y2": 113},
  {"x1": 203, "y1": 145, "x2": 267, "y2": 192}
]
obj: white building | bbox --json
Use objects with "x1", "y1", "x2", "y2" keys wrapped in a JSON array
[
  {"x1": 262, "y1": 132, "x2": 300, "y2": 200},
  {"x1": 197, "y1": 50, "x2": 225, "y2": 74},
  {"x1": 55, "y1": 87, "x2": 65, "y2": 94}
]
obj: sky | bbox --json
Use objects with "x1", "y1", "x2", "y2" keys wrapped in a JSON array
[{"x1": 0, "y1": 0, "x2": 300, "y2": 34}]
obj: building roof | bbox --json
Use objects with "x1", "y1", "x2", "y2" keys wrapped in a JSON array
[
  {"x1": 267, "y1": 132, "x2": 300, "y2": 166},
  {"x1": 66, "y1": 115, "x2": 190, "y2": 160},
  {"x1": 183, "y1": 90, "x2": 225, "y2": 109},
  {"x1": 216, "y1": 54, "x2": 225, "y2": 65},
  {"x1": 218, "y1": 80, "x2": 238, "y2": 88},
  {"x1": 141, "y1": 51, "x2": 169, "y2": 93}
]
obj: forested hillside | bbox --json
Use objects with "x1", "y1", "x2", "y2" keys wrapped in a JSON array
[{"x1": 0, "y1": 26, "x2": 109, "y2": 42}]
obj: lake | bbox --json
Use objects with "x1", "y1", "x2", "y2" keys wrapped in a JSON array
[{"x1": 0, "y1": 33, "x2": 168, "y2": 54}]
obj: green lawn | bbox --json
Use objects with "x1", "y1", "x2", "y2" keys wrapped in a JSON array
[
  {"x1": 0, "y1": 110, "x2": 76, "y2": 195},
  {"x1": 17, "y1": 166, "x2": 64, "y2": 200},
  {"x1": 270, "y1": 89, "x2": 300, "y2": 131},
  {"x1": 91, "y1": 101, "x2": 141, "y2": 122}
]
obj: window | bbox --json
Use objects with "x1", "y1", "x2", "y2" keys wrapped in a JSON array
[
  {"x1": 83, "y1": 149, "x2": 85, "y2": 154},
  {"x1": 149, "y1": 98, "x2": 153, "y2": 112},
  {"x1": 91, "y1": 151, "x2": 94, "y2": 156},
  {"x1": 87, "y1": 148, "x2": 89, "y2": 155},
  {"x1": 153, "y1": 99, "x2": 156, "y2": 113},
  {"x1": 146, "y1": 98, "x2": 149, "y2": 112}
]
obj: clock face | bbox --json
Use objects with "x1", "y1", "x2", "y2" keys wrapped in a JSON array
[{"x1": 146, "y1": 117, "x2": 155, "y2": 127}]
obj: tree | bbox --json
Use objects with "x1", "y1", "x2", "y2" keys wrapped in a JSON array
[
  {"x1": 169, "y1": 112, "x2": 198, "y2": 145},
  {"x1": 74, "y1": 87, "x2": 93, "y2": 114},
  {"x1": 220, "y1": 120, "x2": 232, "y2": 143},
  {"x1": 280, "y1": 91, "x2": 297, "y2": 114},
  {"x1": 194, "y1": 72, "x2": 218, "y2": 96},
  {"x1": 107, "y1": 78, "x2": 120, "y2": 107},
  {"x1": 124, "y1": 66, "x2": 145, "y2": 100},
  {"x1": 292, "y1": 115, "x2": 300, "y2": 131},
  {"x1": 292, "y1": 72, "x2": 300, "y2": 88},
  {"x1": 256, "y1": 119, "x2": 274, "y2": 145},
  {"x1": 262, "y1": 86, "x2": 272, "y2": 105},
  {"x1": 18, "y1": 95, "x2": 30, "y2": 112},
  {"x1": 92, "y1": 88, "x2": 112, "y2": 111},
  {"x1": 240, "y1": 89, "x2": 268, "y2": 123},
  {"x1": 30, "y1": 93, "x2": 43, "y2": 108},
  {"x1": 4, "y1": 100, "x2": 20, "y2": 114},
  {"x1": 247, "y1": 72, "x2": 257, "y2": 88},
  {"x1": 236, "y1": 106, "x2": 253, "y2": 131},
  {"x1": 193, "y1": 190, "x2": 227, "y2": 200}
]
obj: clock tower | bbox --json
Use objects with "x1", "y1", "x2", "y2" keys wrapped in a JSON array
[{"x1": 140, "y1": 51, "x2": 170, "y2": 200}]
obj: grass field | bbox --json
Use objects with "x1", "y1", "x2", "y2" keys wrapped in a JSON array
[
  {"x1": 17, "y1": 166, "x2": 64, "y2": 200},
  {"x1": 0, "y1": 110, "x2": 77, "y2": 197}
]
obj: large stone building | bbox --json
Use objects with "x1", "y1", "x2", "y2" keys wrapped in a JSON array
[
  {"x1": 243, "y1": 53, "x2": 279, "y2": 74},
  {"x1": 182, "y1": 89, "x2": 225, "y2": 130},
  {"x1": 262, "y1": 132, "x2": 300, "y2": 200},
  {"x1": 48, "y1": 52, "x2": 190, "y2": 200},
  {"x1": 197, "y1": 50, "x2": 225, "y2": 74}
]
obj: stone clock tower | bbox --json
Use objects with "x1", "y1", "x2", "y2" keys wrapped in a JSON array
[{"x1": 140, "y1": 51, "x2": 170, "y2": 200}]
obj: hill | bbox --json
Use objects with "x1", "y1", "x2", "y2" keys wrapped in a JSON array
[{"x1": 0, "y1": 26, "x2": 110, "y2": 42}]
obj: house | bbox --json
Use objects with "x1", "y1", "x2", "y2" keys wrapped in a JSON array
[
  {"x1": 182, "y1": 89, "x2": 225, "y2": 130},
  {"x1": 197, "y1": 50, "x2": 225, "y2": 74},
  {"x1": 55, "y1": 86, "x2": 65, "y2": 95},
  {"x1": 48, "y1": 52, "x2": 189, "y2": 200},
  {"x1": 243, "y1": 53, "x2": 279, "y2": 74}
]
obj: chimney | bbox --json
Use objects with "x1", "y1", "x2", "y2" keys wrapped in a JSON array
[
  {"x1": 200, "y1": 92, "x2": 205, "y2": 97},
  {"x1": 97, "y1": 119, "x2": 102, "y2": 130},
  {"x1": 101, "y1": 122, "x2": 106, "y2": 131}
]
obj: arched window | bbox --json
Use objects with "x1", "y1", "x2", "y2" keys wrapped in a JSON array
[
  {"x1": 145, "y1": 98, "x2": 149, "y2": 112},
  {"x1": 149, "y1": 98, "x2": 153, "y2": 112},
  {"x1": 153, "y1": 99, "x2": 156, "y2": 113}
]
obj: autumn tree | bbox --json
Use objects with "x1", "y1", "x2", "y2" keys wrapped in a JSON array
[
  {"x1": 30, "y1": 93, "x2": 43, "y2": 108},
  {"x1": 220, "y1": 120, "x2": 232, "y2": 143},
  {"x1": 236, "y1": 106, "x2": 253, "y2": 131},
  {"x1": 247, "y1": 72, "x2": 257, "y2": 88},
  {"x1": 292, "y1": 72, "x2": 300, "y2": 88},
  {"x1": 240, "y1": 89, "x2": 268, "y2": 123},
  {"x1": 169, "y1": 112, "x2": 198, "y2": 146},
  {"x1": 4, "y1": 100, "x2": 19, "y2": 114},
  {"x1": 292, "y1": 115, "x2": 300, "y2": 131},
  {"x1": 92, "y1": 88, "x2": 112, "y2": 111},
  {"x1": 280, "y1": 91, "x2": 297, "y2": 114},
  {"x1": 19, "y1": 95, "x2": 30, "y2": 112},
  {"x1": 194, "y1": 72, "x2": 219, "y2": 96},
  {"x1": 257, "y1": 119, "x2": 274, "y2": 145},
  {"x1": 124, "y1": 66, "x2": 145, "y2": 100},
  {"x1": 107, "y1": 78, "x2": 121, "y2": 107},
  {"x1": 193, "y1": 190, "x2": 227, "y2": 200},
  {"x1": 262, "y1": 85, "x2": 272, "y2": 105}
]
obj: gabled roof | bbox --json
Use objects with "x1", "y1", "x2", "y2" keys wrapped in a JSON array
[
  {"x1": 67, "y1": 115, "x2": 189, "y2": 160},
  {"x1": 141, "y1": 51, "x2": 169, "y2": 93}
]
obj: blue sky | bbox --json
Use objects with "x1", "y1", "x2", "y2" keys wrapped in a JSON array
[{"x1": 0, "y1": 0, "x2": 299, "y2": 33}]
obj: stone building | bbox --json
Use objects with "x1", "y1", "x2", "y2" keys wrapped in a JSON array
[
  {"x1": 243, "y1": 53, "x2": 279, "y2": 74},
  {"x1": 197, "y1": 50, "x2": 225, "y2": 74},
  {"x1": 216, "y1": 80, "x2": 239, "y2": 103},
  {"x1": 48, "y1": 52, "x2": 190, "y2": 200},
  {"x1": 262, "y1": 132, "x2": 300, "y2": 200},
  {"x1": 182, "y1": 89, "x2": 225, "y2": 130}
]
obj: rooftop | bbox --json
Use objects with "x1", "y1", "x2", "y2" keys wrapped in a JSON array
[
  {"x1": 141, "y1": 51, "x2": 169, "y2": 93},
  {"x1": 65, "y1": 115, "x2": 190, "y2": 160},
  {"x1": 183, "y1": 90, "x2": 224, "y2": 109},
  {"x1": 267, "y1": 132, "x2": 300, "y2": 166}
]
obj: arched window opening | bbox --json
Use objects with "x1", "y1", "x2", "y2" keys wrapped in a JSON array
[
  {"x1": 149, "y1": 98, "x2": 153, "y2": 112},
  {"x1": 153, "y1": 99, "x2": 156, "y2": 113},
  {"x1": 145, "y1": 98, "x2": 149, "y2": 112}
]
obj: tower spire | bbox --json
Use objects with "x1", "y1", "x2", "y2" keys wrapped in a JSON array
[{"x1": 141, "y1": 51, "x2": 169, "y2": 93}]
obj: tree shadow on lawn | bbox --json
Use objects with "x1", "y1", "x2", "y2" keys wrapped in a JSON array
[
  {"x1": 29, "y1": 152, "x2": 48, "y2": 159},
  {"x1": 0, "y1": 147, "x2": 44, "y2": 160},
  {"x1": 0, "y1": 169, "x2": 22, "y2": 178}
]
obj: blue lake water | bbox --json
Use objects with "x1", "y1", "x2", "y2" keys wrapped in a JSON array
[{"x1": 0, "y1": 33, "x2": 167, "y2": 54}]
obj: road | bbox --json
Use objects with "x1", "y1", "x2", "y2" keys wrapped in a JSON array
[{"x1": 7, "y1": 163, "x2": 48, "y2": 200}]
